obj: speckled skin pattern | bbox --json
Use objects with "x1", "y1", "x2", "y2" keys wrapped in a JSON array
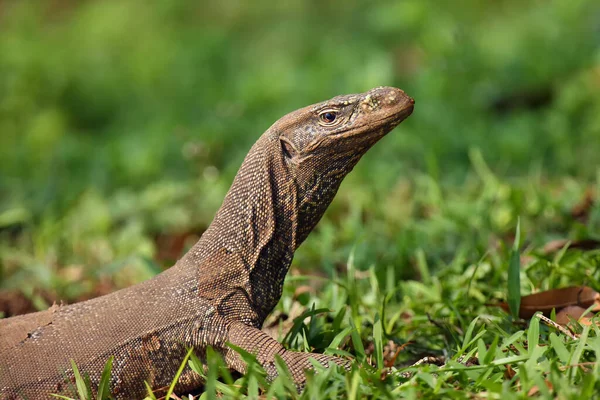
[{"x1": 0, "y1": 87, "x2": 414, "y2": 399}]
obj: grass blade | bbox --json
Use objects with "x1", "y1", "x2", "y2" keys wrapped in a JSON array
[
  {"x1": 507, "y1": 219, "x2": 521, "y2": 318},
  {"x1": 327, "y1": 326, "x2": 352, "y2": 351},
  {"x1": 164, "y1": 348, "x2": 194, "y2": 400},
  {"x1": 96, "y1": 356, "x2": 113, "y2": 400},
  {"x1": 70, "y1": 360, "x2": 89, "y2": 400},
  {"x1": 373, "y1": 315, "x2": 383, "y2": 369},
  {"x1": 527, "y1": 313, "x2": 539, "y2": 352},
  {"x1": 349, "y1": 319, "x2": 365, "y2": 362},
  {"x1": 549, "y1": 333, "x2": 570, "y2": 363},
  {"x1": 144, "y1": 381, "x2": 157, "y2": 400}
]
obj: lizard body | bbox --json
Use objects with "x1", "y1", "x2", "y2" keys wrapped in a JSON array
[{"x1": 0, "y1": 87, "x2": 414, "y2": 399}]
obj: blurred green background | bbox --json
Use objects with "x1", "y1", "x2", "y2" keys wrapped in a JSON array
[{"x1": 1, "y1": 0, "x2": 599, "y2": 310}]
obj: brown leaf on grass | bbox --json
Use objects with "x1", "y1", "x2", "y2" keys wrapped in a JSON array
[
  {"x1": 555, "y1": 306, "x2": 595, "y2": 326},
  {"x1": 497, "y1": 286, "x2": 600, "y2": 319},
  {"x1": 504, "y1": 364, "x2": 516, "y2": 379},
  {"x1": 527, "y1": 379, "x2": 553, "y2": 396},
  {"x1": 383, "y1": 341, "x2": 412, "y2": 368},
  {"x1": 542, "y1": 238, "x2": 600, "y2": 254}
]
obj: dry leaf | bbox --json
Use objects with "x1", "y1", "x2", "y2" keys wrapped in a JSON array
[
  {"x1": 504, "y1": 364, "x2": 516, "y2": 379},
  {"x1": 527, "y1": 379, "x2": 554, "y2": 396},
  {"x1": 542, "y1": 239, "x2": 600, "y2": 254},
  {"x1": 383, "y1": 341, "x2": 412, "y2": 368},
  {"x1": 555, "y1": 305, "x2": 593, "y2": 326},
  {"x1": 497, "y1": 286, "x2": 600, "y2": 319}
]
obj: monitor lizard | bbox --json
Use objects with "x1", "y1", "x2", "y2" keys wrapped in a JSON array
[{"x1": 0, "y1": 86, "x2": 414, "y2": 399}]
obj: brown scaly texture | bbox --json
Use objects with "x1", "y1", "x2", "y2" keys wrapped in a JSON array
[{"x1": 0, "y1": 87, "x2": 414, "y2": 399}]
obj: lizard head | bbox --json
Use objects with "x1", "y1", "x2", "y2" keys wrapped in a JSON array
[
  {"x1": 274, "y1": 86, "x2": 414, "y2": 245},
  {"x1": 191, "y1": 87, "x2": 414, "y2": 313},
  {"x1": 278, "y1": 86, "x2": 414, "y2": 160}
]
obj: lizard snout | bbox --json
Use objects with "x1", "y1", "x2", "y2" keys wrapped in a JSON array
[
  {"x1": 361, "y1": 86, "x2": 414, "y2": 116},
  {"x1": 379, "y1": 86, "x2": 414, "y2": 110}
]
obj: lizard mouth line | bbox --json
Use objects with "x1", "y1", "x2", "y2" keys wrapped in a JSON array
[{"x1": 372, "y1": 104, "x2": 415, "y2": 126}]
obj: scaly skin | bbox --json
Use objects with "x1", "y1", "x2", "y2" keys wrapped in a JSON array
[{"x1": 0, "y1": 87, "x2": 414, "y2": 399}]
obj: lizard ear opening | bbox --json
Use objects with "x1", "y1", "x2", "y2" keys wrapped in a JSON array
[{"x1": 280, "y1": 138, "x2": 296, "y2": 159}]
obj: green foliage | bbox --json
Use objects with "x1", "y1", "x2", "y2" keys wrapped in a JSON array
[
  {"x1": 96, "y1": 356, "x2": 114, "y2": 400},
  {"x1": 51, "y1": 357, "x2": 114, "y2": 400},
  {"x1": 507, "y1": 219, "x2": 521, "y2": 318},
  {"x1": 166, "y1": 348, "x2": 194, "y2": 400},
  {"x1": 2, "y1": 0, "x2": 600, "y2": 398}
]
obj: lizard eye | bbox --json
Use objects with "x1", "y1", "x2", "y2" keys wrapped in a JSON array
[{"x1": 318, "y1": 110, "x2": 338, "y2": 125}]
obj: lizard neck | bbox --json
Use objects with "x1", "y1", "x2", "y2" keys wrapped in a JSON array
[{"x1": 178, "y1": 132, "x2": 300, "y2": 324}]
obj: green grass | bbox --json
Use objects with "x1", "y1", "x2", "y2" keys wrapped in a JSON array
[
  {"x1": 2, "y1": 0, "x2": 600, "y2": 398},
  {"x1": 63, "y1": 229, "x2": 600, "y2": 398}
]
